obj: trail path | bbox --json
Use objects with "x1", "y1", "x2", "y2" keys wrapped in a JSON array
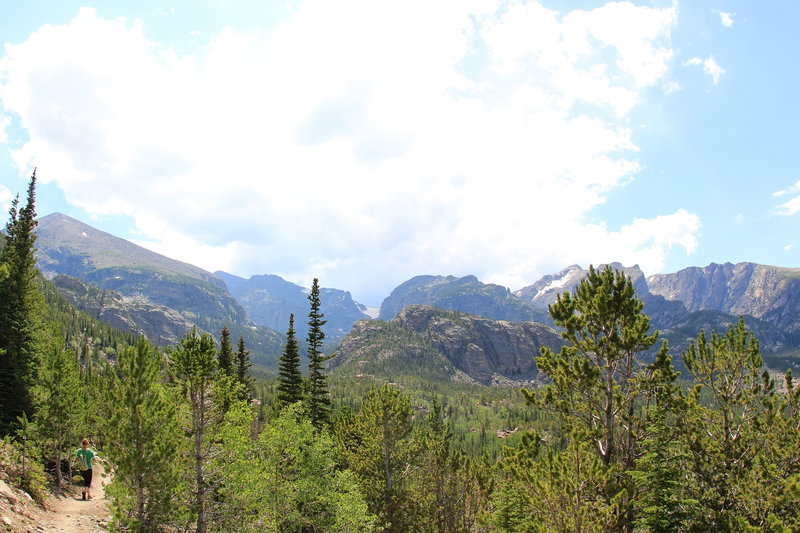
[{"x1": 34, "y1": 463, "x2": 112, "y2": 532}]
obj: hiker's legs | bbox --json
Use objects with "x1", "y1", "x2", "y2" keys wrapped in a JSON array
[{"x1": 81, "y1": 469, "x2": 92, "y2": 498}]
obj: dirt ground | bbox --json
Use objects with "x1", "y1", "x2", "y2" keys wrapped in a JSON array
[{"x1": 0, "y1": 463, "x2": 111, "y2": 533}]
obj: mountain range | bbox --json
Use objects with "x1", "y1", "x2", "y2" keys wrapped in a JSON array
[{"x1": 33, "y1": 213, "x2": 800, "y2": 380}]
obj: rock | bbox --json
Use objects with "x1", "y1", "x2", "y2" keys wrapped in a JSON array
[
  {"x1": 0, "y1": 480, "x2": 18, "y2": 504},
  {"x1": 331, "y1": 305, "x2": 565, "y2": 385},
  {"x1": 648, "y1": 262, "x2": 800, "y2": 333},
  {"x1": 379, "y1": 275, "x2": 552, "y2": 325},
  {"x1": 2, "y1": 515, "x2": 13, "y2": 526}
]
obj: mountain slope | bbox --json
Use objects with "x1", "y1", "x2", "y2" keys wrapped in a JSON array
[
  {"x1": 647, "y1": 262, "x2": 800, "y2": 333},
  {"x1": 330, "y1": 305, "x2": 565, "y2": 386},
  {"x1": 215, "y1": 271, "x2": 371, "y2": 342},
  {"x1": 52, "y1": 274, "x2": 194, "y2": 345},
  {"x1": 35, "y1": 213, "x2": 282, "y2": 364},
  {"x1": 379, "y1": 275, "x2": 552, "y2": 325},
  {"x1": 37, "y1": 213, "x2": 247, "y2": 324}
]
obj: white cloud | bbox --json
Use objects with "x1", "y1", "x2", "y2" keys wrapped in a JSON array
[
  {"x1": 777, "y1": 196, "x2": 800, "y2": 216},
  {"x1": 0, "y1": 185, "x2": 12, "y2": 214},
  {"x1": 773, "y1": 180, "x2": 800, "y2": 197},
  {"x1": 713, "y1": 10, "x2": 734, "y2": 27},
  {"x1": 785, "y1": 244, "x2": 794, "y2": 251},
  {"x1": 0, "y1": 2, "x2": 698, "y2": 304},
  {"x1": 774, "y1": 180, "x2": 800, "y2": 216},
  {"x1": 0, "y1": 116, "x2": 8, "y2": 144},
  {"x1": 687, "y1": 55, "x2": 725, "y2": 84}
]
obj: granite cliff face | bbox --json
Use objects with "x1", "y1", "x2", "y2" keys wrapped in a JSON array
[
  {"x1": 379, "y1": 275, "x2": 552, "y2": 326},
  {"x1": 647, "y1": 262, "x2": 800, "y2": 333},
  {"x1": 331, "y1": 305, "x2": 565, "y2": 385},
  {"x1": 53, "y1": 274, "x2": 194, "y2": 345}
]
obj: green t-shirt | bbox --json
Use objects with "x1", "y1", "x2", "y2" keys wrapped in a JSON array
[{"x1": 76, "y1": 448, "x2": 95, "y2": 470}]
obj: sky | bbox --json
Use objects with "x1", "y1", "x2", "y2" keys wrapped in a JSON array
[{"x1": 1, "y1": 1, "x2": 799, "y2": 306}]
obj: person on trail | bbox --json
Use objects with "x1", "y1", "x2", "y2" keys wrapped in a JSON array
[{"x1": 74, "y1": 438, "x2": 104, "y2": 500}]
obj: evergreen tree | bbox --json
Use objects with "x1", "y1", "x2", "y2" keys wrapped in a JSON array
[
  {"x1": 215, "y1": 403, "x2": 378, "y2": 532},
  {"x1": 415, "y1": 398, "x2": 490, "y2": 532},
  {"x1": 306, "y1": 278, "x2": 330, "y2": 429},
  {"x1": 0, "y1": 171, "x2": 44, "y2": 436},
  {"x1": 276, "y1": 313, "x2": 303, "y2": 408},
  {"x1": 681, "y1": 317, "x2": 779, "y2": 530},
  {"x1": 631, "y1": 378, "x2": 697, "y2": 532},
  {"x1": 235, "y1": 335, "x2": 254, "y2": 403},
  {"x1": 217, "y1": 325, "x2": 233, "y2": 377},
  {"x1": 35, "y1": 345, "x2": 84, "y2": 487},
  {"x1": 335, "y1": 385, "x2": 419, "y2": 532},
  {"x1": 169, "y1": 327, "x2": 226, "y2": 533},
  {"x1": 524, "y1": 265, "x2": 674, "y2": 532},
  {"x1": 104, "y1": 339, "x2": 182, "y2": 532}
]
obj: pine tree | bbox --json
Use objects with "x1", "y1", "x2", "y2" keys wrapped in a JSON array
[
  {"x1": 217, "y1": 326, "x2": 233, "y2": 377},
  {"x1": 335, "y1": 385, "x2": 418, "y2": 532},
  {"x1": 36, "y1": 345, "x2": 84, "y2": 486},
  {"x1": 276, "y1": 314, "x2": 303, "y2": 408},
  {"x1": 235, "y1": 336, "x2": 254, "y2": 403},
  {"x1": 681, "y1": 317, "x2": 778, "y2": 530},
  {"x1": 306, "y1": 278, "x2": 330, "y2": 429},
  {"x1": 168, "y1": 327, "x2": 223, "y2": 533},
  {"x1": 0, "y1": 171, "x2": 44, "y2": 436},
  {"x1": 526, "y1": 265, "x2": 675, "y2": 532},
  {"x1": 104, "y1": 339, "x2": 181, "y2": 532}
]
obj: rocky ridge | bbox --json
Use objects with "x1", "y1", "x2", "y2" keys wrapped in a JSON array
[
  {"x1": 330, "y1": 305, "x2": 565, "y2": 386},
  {"x1": 52, "y1": 274, "x2": 194, "y2": 345},
  {"x1": 379, "y1": 274, "x2": 552, "y2": 325},
  {"x1": 647, "y1": 262, "x2": 800, "y2": 333}
]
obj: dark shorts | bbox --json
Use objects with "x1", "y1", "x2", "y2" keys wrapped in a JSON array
[{"x1": 80, "y1": 468, "x2": 93, "y2": 488}]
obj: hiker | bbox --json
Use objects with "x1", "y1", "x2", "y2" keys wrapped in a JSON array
[{"x1": 74, "y1": 438, "x2": 105, "y2": 500}]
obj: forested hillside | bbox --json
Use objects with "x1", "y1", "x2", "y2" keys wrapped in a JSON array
[{"x1": 2, "y1": 174, "x2": 800, "y2": 532}]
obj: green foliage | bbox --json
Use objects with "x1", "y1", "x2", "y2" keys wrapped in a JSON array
[
  {"x1": 414, "y1": 398, "x2": 491, "y2": 532},
  {"x1": 630, "y1": 393, "x2": 698, "y2": 532},
  {"x1": 307, "y1": 278, "x2": 331, "y2": 429},
  {"x1": 276, "y1": 313, "x2": 304, "y2": 409},
  {"x1": 215, "y1": 402, "x2": 378, "y2": 532},
  {"x1": 35, "y1": 345, "x2": 85, "y2": 486},
  {"x1": 217, "y1": 325, "x2": 234, "y2": 376},
  {"x1": 335, "y1": 384, "x2": 420, "y2": 532},
  {"x1": 0, "y1": 171, "x2": 45, "y2": 436},
  {"x1": 235, "y1": 335, "x2": 254, "y2": 402},
  {"x1": 681, "y1": 317, "x2": 785, "y2": 530},
  {"x1": 517, "y1": 265, "x2": 675, "y2": 531},
  {"x1": 2, "y1": 418, "x2": 48, "y2": 505},
  {"x1": 168, "y1": 327, "x2": 227, "y2": 533},
  {"x1": 488, "y1": 433, "x2": 614, "y2": 533},
  {"x1": 104, "y1": 339, "x2": 182, "y2": 533}
]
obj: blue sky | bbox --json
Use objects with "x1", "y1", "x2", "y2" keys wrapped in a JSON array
[{"x1": 1, "y1": 1, "x2": 798, "y2": 306}]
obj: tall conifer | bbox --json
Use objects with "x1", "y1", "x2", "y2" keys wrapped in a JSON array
[
  {"x1": 104, "y1": 339, "x2": 181, "y2": 532},
  {"x1": 276, "y1": 314, "x2": 303, "y2": 408},
  {"x1": 306, "y1": 278, "x2": 330, "y2": 429},
  {"x1": 169, "y1": 327, "x2": 221, "y2": 533},
  {"x1": 0, "y1": 171, "x2": 44, "y2": 435},
  {"x1": 235, "y1": 336, "x2": 254, "y2": 403},
  {"x1": 217, "y1": 326, "x2": 233, "y2": 377}
]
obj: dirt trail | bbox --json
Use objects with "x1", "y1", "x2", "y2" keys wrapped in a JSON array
[{"x1": 34, "y1": 463, "x2": 112, "y2": 532}]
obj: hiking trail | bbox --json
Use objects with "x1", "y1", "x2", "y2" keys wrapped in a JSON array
[{"x1": 33, "y1": 463, "x2": 112, "y2": 532}]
